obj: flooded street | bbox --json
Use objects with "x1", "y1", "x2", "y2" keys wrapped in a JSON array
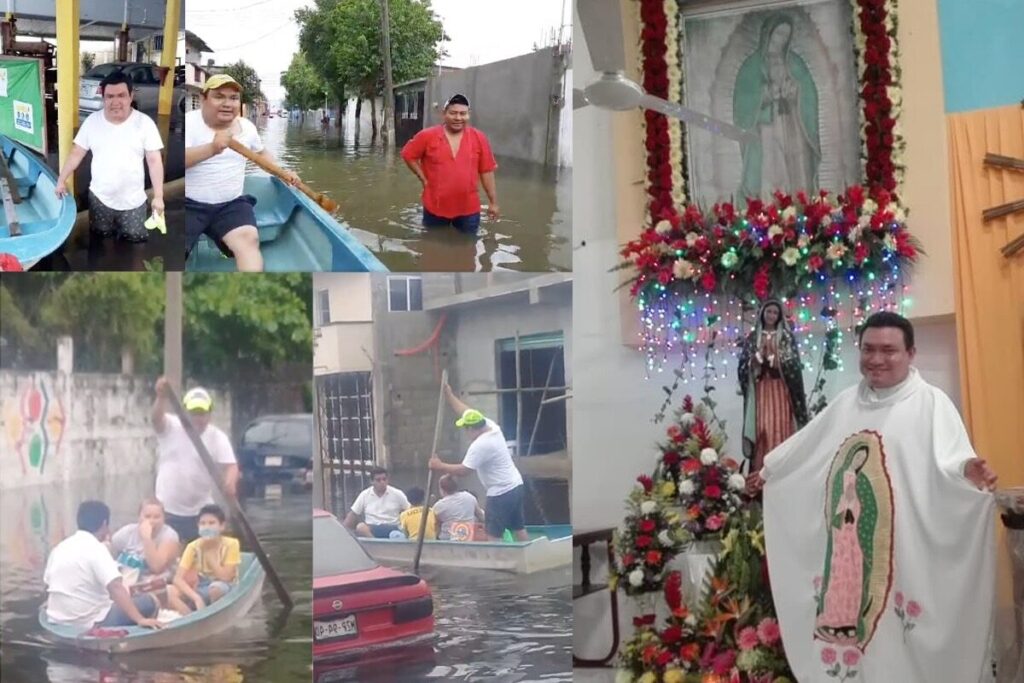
[
  {"x1": 256, "y1": 116, "x2": 572, "y2": 272},
  {"x1": 0, "y1": 473, "x2": 312, "y2": 683}
]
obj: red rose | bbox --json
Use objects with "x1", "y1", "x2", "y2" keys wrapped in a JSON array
[
  {"x1": 705, "y1": 484, "x2": 722, "y2": 499},
  {"x1": 854, "y1": 242, "x2": 870, "y2": 264},
  {"x1": 657, "y1": 269, "x2": 672, "y2": 285},
  {"x1": 661, "y1": 625, "x2": 683, "y2": 645},
  {"x1": 622, "y1": 553, "x2": 636, "y2": 566},
  {"x1": 808, "y1": 254, "x2": 826, "y2": 273},
  {"x1": 636, "y1": 535, "x2": 653, "y2": 549},
  {"x1": 640, "y1": 519, "x2": 657, "y2": 533},
  {"x1": 704, "y1": 468, "x2": 720, "y2": 483},
  {"x1": 682, "y1": 458, "x2": 702, "y2": 474},
  {"x1": 646, "y1": 550, "x2": 663, "y2": 565},
  {"x1": 656, "y1": 650, "x2": 673, "y2": 666}
]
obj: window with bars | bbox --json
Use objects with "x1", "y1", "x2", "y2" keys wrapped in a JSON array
[
  {"x1": 316, "y1": 289, "x2": 331, "y2": 327},
  {"x1": 496, "y1": 332, "x2": 567, "y2": 456},
  {"x1": 317, "y1": 372, "x2": 376, "y2": 513},
  {"x1": 387, "y1": 276, "x2": 423, "y2": 312}
]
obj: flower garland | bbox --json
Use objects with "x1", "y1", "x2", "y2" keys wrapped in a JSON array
[{"x1": 639, "y1": 0, "x2": 675, "y2": 222}]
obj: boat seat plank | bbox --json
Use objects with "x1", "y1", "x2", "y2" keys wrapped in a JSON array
[{"x1": 0, "y1": 220, "x2": 52, "y2": 237}]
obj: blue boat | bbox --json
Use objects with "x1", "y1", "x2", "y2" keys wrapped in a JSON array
[
  {"x1": 185, "y1": 175, "x2": 387, "y2": 272},
  {"x1": 357, "y1": 525, "x2": 573, "y2": 574},
  {"x1": 39, "y1": 552, "x2": 266, "y2": 653},
  {"x1": 0, "y1": 135, "x2": 77, "y2": 269}
]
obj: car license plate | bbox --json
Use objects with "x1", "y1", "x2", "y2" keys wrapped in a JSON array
[
  {"x1": 79, "y1": 83, "x2": 94, "y2": 98},
  {"x1": 314, "y1": 614, "x2": 357, "y2": 640},
  {"x1": 264, "y1": 484, "x2": 282, "y2": 499},
  {"x1": 264, "y1": 455, "x2": 283, "y2": 467}
]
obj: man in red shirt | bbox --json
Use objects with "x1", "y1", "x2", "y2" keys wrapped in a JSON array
[{"x1": 401, "y1": 94, "x2": 499, "y2": 235}]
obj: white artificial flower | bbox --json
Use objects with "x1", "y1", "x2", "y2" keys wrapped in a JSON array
[
  {"x1": 628, "y1": 568, "x2": 645, "y2": 587},
  {"x1": 685, "y1": 231, "x2": 699, "y2": 247},
  {"x1": 694, "y1": 403, "x2": 711, "y2": 420},
  {"x1": 798, "y1": 233, "x2": 810, "y2": 249},
  {"x1": 893, "y1": 207, "x2": 907, "y2": 223},
  {"x1": 781, "y1": 206, "x2": 797, "y2": 221},
  {"x1": 700, "y1": 448, "x2": 719, "y2": 465},
  {"x1": 768, "y1": 224, "x2": 784, "y2": 239},
  {"x1": 821, "y1": 215, "x2": 833, "y2": 228},
  {"x1": 673, "y1": 259, "x2": 695, "y2": 280},
  {"x1": 685, "y1": 614, "x2": 697, "y2": 627},
  {"x1": 886, "y1": 87, "x2": 902, "y2": 107},
  {"x1": 658, "y1": 529, "x2": 673, "y2": 545},
  {"x1": 680, "y1": 412, "x2": 696, "y2": 428},
  {"x1": 781, "y1": 247, "x2": 801, "y2": 266},
  {"x1": 680, "y1": 479, "x2": 696, "y2": 495},
  {"x1": 857, "y1": 214, "x2": 871, "y2": 229},
  {"x1": 728, "y1": 473, "x2": 746, "y2": 491},
  {"x1": 883, "y1": 233, "x2": 897, "y2": 252},
  {"x1": 641, "y1": 500, "x2": 658, "y2": 515},
  {"x1": 655, "y1": 219, "x2": 673, "y2": 235},
  {"x1": 863, "y1": 198, "x2": 878, "y2": 214},
  {"x1": 848, "y1": 225, "x2": 864, "y2": 245},
  {"x1": 826, "y1": 243, "x2": 848, "y2": 261}
]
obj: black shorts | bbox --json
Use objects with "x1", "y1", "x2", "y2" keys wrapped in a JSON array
[
  {"x1": 164, "y1": 512, "x2": 198, "y2": 545},
  {"x1": 484, "y1": 485, "x2": 525, "y2": 537},
  {"x1": 88, "y1": 192, "x2": 148, "y2": 242},
  {"x1": 422, "y1": 208, "x2": 481, "y2": 235},
  {"x1": 185, "y1": 195, "x2": 258, "y2": 257}
]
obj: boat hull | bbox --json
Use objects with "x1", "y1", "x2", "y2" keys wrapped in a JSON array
[
  {"x1": 39, "y1": 553, "x2": 266, "y2": 653},
  {"x1": 357, "y1": 525, "x2": 572, "y2": 574},
  {"x1": 0, "y1": 135, "x2": 77, "y2": 269},
  {"x1": 186, "y1": 175, "x2": 387, "y2": 272}
]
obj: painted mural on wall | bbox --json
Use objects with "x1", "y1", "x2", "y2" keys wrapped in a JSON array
[{"x1": 3, "y1": 375, "x2": 66, "y2": 476}]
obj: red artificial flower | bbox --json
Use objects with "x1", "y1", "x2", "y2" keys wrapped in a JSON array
[
  {"x1": 646, "y1": 550, "x2": 663, "y2": 565},
  {"x1": 687, "y1": 504, "x2": 701, "y2": 519},
  {"x1": 712, "y1": 650, "x2": 737, "y2": 675},
  {"x1": 656, "y1": 650, "x2": 674, "y2": 666},
  {"x1": 637, "y1": 475, "x2": 654, "y2": 493},
  {"x1": 661, "y1": 625, "x2": 683, "y2": 645},
  {"x1": 704, "y1": 467, "x2": 720, "y2": 483},
  {"x1": 705, "y1": 485, "x2": 722, "y2": 499},
  {"x1": 754, "y1": 265, "x2": 772, "y2": 300},
  {"x1": 636, "y1": 535, "x2": 653, "y2": 549},
  {"x1": 808, "y1": 254, "x2": 826, "y2": 272},
  {"x1": 663, "y1": 451, "x2": 681, "y2": 467},
  {"x1": 640, "y1": 519, "x2": 657, "y2": 533},
  {"x1": 682, "y1": 458, "x2": 702, "y2": 474},
  {"x1": 667, "y1": 424, "x2": 683, "y2": 440},
  {"x1": 642, "y1": 643, "x2": 660, "y2": 664},
  {"x1": 657, "y1": 269, "x2": 672, "y2": 285},
  {"x1": 854, "y1": 242, "x2": 870, "y2": 265},
  {"x1": 680, "y1": 643, "x2": 701, "y2": 662},
  {"x1": 664, "y1": 570, "x2": 683, "y2": 611},
  {"x1": 700, "y1": 269, "x2": 717, "y2": 292},
  {"x1": 622, "y1": 553, "x2": 636, "y2": 566},
  {"x1": 846, "y1": 185, "x2": 866, "y2": 206}
]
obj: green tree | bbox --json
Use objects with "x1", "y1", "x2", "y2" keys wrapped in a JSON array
[
  {"x1": 296, "y1": 0, "x2": 446, "y2": 137},
  {"x1": 183, "y1": 273, "x2": 312, "y2": 384},
  {"x1": 222, "y1": 60, "x2": 265, "y2": 107},
  {"x1": 81, "y1": 52, "x2": 95, "y2": 72},
  {"x1": 282, "y1": 51, "x2": 328, "y2": 113}
]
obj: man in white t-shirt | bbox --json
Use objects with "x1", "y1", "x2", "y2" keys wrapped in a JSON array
[
  {"x1": 184, "y1": 74, "x2": 298, "y2": 271},
  {"x1": 44, "y1": 501, "x2": 163, "y2": 631},
  {"x1": 432, "y1": 474, "x2": 485, "y2": 541},
  {"x1": 429, "y1": 383, "x2": 529, "y2": 541},
  {"x1": 152, "y1": 377, "x2": 239, "y2": 544},
  {"x1": 343, "y1": 467, "x2": 411, "y2": 538},
  {"x1": 54, "y1": 71, "x2": 164, "y2": 261}
]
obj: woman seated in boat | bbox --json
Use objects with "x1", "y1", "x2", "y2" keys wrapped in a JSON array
[
  {"x1": 432, "y1": 475, "x2": 486, "y2": 542},
  {"x1": 166, "y1": 504, "x2": 240, "y2": 614},
  {"x1": 110, "y1": 498, "x2": 181, "y2": 601},
  {"x1": 398, "y1": 487, "x2": 438, "y2": 540}
]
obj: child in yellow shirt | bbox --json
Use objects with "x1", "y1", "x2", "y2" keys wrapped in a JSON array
[
  {"x1": 398, "y1": 487, "x2": 437, "y2": 540},
  {"x1": 167, "y1": 504, "x2": 240, "y2": 614}
]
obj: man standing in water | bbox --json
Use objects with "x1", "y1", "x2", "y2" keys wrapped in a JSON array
[
  {"x1": 754, "y1": 312, "x2": 998, "y2": 682},
  {"x1": 401, "y1": 94, "x2": 500, "y2": 235},
  {"x1": 428, "y1": 382, "x2": 528, "y2": 541},
  {"x1": 54, "y1": 71, "x2": 164, "y2": 266},
  {"x1": 184, "y1": 74, "x2": 298, "y2": 271},
  {"x1": 152, "y1": 377, "x2": 239, "y2": 543}
]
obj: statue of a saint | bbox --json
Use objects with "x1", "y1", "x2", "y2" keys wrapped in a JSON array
[
  {"x1": 733, "y1": 14, "x2": 821, "y2": 199},
  {"x1": 738, "y1": 299, "x2": 809, "y2": 473}
]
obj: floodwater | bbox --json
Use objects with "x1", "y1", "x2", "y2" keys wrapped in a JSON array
[
  {"x1": 255, "y1": 115, "x2": 572, "y2": 273},
  {"x1": 313, "y1": 562, "x2": 572, "y2": 683},
  {"x1": 0, "y1": 473, "x2": 312, "y2": 683}
]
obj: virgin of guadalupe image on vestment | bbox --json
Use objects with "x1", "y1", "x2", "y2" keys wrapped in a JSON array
[{"x1": 815, "y1": 431, "x2": 894, "y2": 650}]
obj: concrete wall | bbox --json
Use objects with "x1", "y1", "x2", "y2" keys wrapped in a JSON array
[
  {"x1": 314, "y1": 274, "x2": 375, "y2": 376},
  {"x1": 425, "y1": 45, "x2": 569, "y2": 166}
]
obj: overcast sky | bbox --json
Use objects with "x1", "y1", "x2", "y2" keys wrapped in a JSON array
[{"x1": 185, "y1": 0, "x2": 572, "y2": 107}]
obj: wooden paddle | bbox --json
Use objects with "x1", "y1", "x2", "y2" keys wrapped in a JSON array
[
  {"x1": 226, "y1": 139, "x2": 338, "y2": 213},
  {"x1": 413, "y1": 368, "x2": 448, "y2": 574},
  {"x1": 166, "y1": 386, "x2": 294, "y2": 611}
]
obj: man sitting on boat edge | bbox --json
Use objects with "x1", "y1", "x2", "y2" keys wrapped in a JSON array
[
  {"x1": 43, "y1": 501, "x2": 163, "y2": 631},
  {"x1": 428, "y1": 382, "x2": 529, "y2": 542},
  {"x1": 343, "y1": 467, "x2": 410, "y2": 538}
]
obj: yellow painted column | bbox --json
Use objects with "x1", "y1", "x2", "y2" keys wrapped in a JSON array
[
  {"x1": 55, "y1": 0, "x2": 80, "y2": 193},
  {"x1": 158, "y1": 0, "x2": 181, "y2": 117}
]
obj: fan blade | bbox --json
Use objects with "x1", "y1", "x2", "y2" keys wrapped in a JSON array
[
  {"x1": 640, "y1": 94, "x2": 754, "y2": 143},
  {"x1": 577, "y1": 0, "x2": 626, "y2": 74},
  {"x1": 573, "y1": 88, "x2": 590, "y2": 110}
]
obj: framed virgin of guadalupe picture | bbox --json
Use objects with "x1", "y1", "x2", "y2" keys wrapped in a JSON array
[{"x1": 680, "y1": 0, "x2": 862, "y2": 206}]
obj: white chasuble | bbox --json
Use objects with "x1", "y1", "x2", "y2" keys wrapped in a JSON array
[{"x1": 763, "y1": 369, "x2": 995, "y2": 682}]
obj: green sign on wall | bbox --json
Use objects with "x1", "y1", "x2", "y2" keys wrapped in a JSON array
[{"x1": 0, "y1": 57, "x2": 47, "y2": 155}]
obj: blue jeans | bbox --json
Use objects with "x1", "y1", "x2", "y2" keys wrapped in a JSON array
[
  {"x1": 98, "y1": 593, "x2": 159, "y2": 626},
  {"x1": 191, "y1": 576, "x2": 232, "y2": 607},
  {"x1": 422, "y1": 208, "x2": 481, "y2": 235}
]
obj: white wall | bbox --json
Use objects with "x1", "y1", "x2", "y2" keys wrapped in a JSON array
[{"x1": 571, "y1": 1, "x2": 962, "y2": 659}]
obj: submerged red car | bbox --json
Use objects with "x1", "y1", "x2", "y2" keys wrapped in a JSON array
[{"x1": 313, "y1": 509, "x2": 435, "y2": 666}]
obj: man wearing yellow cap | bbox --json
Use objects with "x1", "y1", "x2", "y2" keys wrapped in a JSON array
[
  {"x1": 428, "y1": 381, "x2": 528, "y2": 541},
  {"x1": 151, "y1": 377, "x2": 239, "y2": 543},
  {"x1": 184, "y1": 74, "x2": 298, "y2": 271}
]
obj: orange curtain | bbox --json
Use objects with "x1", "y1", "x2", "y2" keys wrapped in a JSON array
[{"x1": 948, "y1": 105, "x2": 1024, "y2": 485}]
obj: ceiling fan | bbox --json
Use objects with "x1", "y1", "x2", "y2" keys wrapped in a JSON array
[{"x1": 574, "y1": 0, "x2": 753, "y2": 143}]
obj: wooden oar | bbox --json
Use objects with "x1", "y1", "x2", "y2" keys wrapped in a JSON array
[
  {"x1": 166, "y1": 386, "x2": 294, "y2": 611},
  {"x1": 0, "y1": 152, "x2": 23, "y2": 203},
  {"x1": 227, "y1": 139, "x2": 338, "y2": 213},
  {"x1": 413, "y1": 368, "x2": 448, "y2": 574},
  {"x1": 0, "y1": 177, "x2": 20, "y2": 236}
]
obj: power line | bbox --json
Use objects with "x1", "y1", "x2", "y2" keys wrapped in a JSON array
[
  {"x1": 213, "y1": 24, "x2": 290, "y2": 51},
  {"x1": 187, "y1": 0, "x2": 278, "y2": 13}
]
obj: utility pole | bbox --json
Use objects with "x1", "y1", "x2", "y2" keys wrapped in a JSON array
[
  {"x1": 380, "y1": 0, "x2": 395, "y2": 146},
  {"x1": 164, "y1": 272, "x2": 183, "y2": 391}
]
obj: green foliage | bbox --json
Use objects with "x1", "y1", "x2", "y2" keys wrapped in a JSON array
[
  {"x1": 282, "y1": 52, "x2": 328, "y2": 111},
  {"x1": 81, "y1": 52, "x2": 95, "y2": 72},
  {"x1": 296, "y1": 0, "x2": 446, "y2": 99},
  {"x1": 183, "y1": 273, "x2": 312, "y2": 382},
  {"x1": 222, "y1": 61, "x2": 265, "y2": 106}
]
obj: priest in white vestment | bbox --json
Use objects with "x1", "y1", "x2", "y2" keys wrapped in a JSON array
[{"x1": 754, "y1": 312, "x2": 998, "y2": 682}]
